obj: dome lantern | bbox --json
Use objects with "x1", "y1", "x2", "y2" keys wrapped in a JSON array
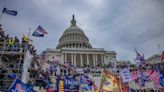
[{"x1": 71, "y1": 14, "x2": 76, "y2": 26}]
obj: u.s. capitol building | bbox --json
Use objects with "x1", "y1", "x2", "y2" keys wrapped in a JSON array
[{"x1": 43, "y1": 15, "x2": 116, "y2": 67}]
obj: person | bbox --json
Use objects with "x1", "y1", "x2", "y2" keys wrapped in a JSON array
[
  {"x1": 7, "y1": 37, "x2": 15, "y2": 51},
  {"x1": 0, "y1": 67, "x2": 7, "y2": 87},
  {"x1": 13, "y1": 36, "x2": 20, "y2": 51},
  {"x1": 29, "y1": 78, "x2": 36, "y2": 88},
  {"x1": 37, "y1": 72, "x2": 45, "y2": 90},
  {"x1": 64, "y1": 68, "x2": 67, "y2": 76},
  {"x1": 0, "y1": 24, "x2": 5, "y2": 38},
  {"x1": 21, "y1": 35, "x2": 30, "y2": 51},
  {"x1": 56, "y1": 65, "x2": 60, "y2": 76},
  {"x1": 60, "y1": 66, "x2": 63, "y2": 76}
]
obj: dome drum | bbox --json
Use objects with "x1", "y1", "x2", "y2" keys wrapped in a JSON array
[{"x1": 56, "y1": 15, "x2": 92, "y2": 49}]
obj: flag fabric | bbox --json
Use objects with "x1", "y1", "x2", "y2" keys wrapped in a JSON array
[
  {"x1": 8, "y1": 78, "x2": 35, "y2": 92},
  {"x1": 22, "y1": 50, "x2": 33, "y2": 83},
  {"x1": 44, "y1": 78, "x2": 51, "y2": 89},
  {"x1": 64, "y1": 77, "x2": 79, "y2": 91},
  {"x1": 135, "y1": 49, "x2": 145, "y2": 65},
  {"x1": 130, "y1": 71, "x2": 139, "y2": 80},
  {"x1": 100, "y1": 69, "x2": 120, "y2": 92},
  {"x1": 139, "y1": 70, "x2": 148, "y2": 87},
  {"x1": 22, "y1": 35, "x2": 32, "y2": 43},
  {"x1": 130, "y1": 70, "x2": 152, "y2": 80},
  {"x1": 148, "y1": 70, "x2": 160, "y2": 87},
  {"x1": 159, "y1": 72, "x2": 164, "y2": 87},
  {"x1": 32, "y1": 25, "x2": 48, "y2": 37},
  {"x1": 59, "y1": 80, "x2": 64, "y2": 92},
  {"x1": 119, "y1": 68, "x2": 132, "y2": 82},
  {"x1": 161, "y1": 51, "x2": 164, "y2": 62},
  {"x1": 8, "y1": 73, "x2": 17, "y2": 79},
  {"x1": 130, "y1": 89, "x2": 136, "y2": 92},
  {"x1": 80, "y1": 74, "x2": 95, "y2": 92},
  {"x1": 32, "y1": 31, "x2": 44, "y2": 37},
  {"x1": 2, "y1": 7, "x2": 17, "y2": 16},
  {"x1": 93, "y1": 83, "x2": 98, "y2": 92},
  {"x1": 57, "y1": 77, "x2": 80, "y2": 92}
]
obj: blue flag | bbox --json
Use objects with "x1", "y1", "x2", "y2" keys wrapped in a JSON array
[
  {"x1": 8, "y1": 78, "x2": 36, "y2": 92},
  {"x1": 130, "y1": 89, "x2": 135, "y2": 92},
  {"x1": 64, "y1": 77, "x2": 79, "y2": 91},
  {"x1": 8, "y1": 73, "x2": 17, "y2": 79},
  {"x1": 139, "y1": 70, "x2": 148, "y2": 87},
  {"x1": 36, "y1": 25, "x2": 48, "y2": 34},
  {"x1": 160, "y1": 73, "x2": 164, "y2": 87},
  {"x1": 32, "y1": 31, "x2": 44, "y2": 37},
  {"x1": 2, "y1": 7, "x2": 17, "y2": 16}
]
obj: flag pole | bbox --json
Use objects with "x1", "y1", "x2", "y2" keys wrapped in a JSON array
[
  {"x1": 158, "y1": 44, "x2": 162, "y2": 54},
  {"x1": 119, "y1": 76, "x2": 123, "y2": 92},
  {"x1": 28, "y1": 28, "x2": 31, "y2": 38},
  {"x1": 0, "y1": 12, "x2": 3, "y2": 21}
]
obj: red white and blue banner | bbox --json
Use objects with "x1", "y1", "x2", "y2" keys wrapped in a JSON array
[{"x1": 32, "y1": 25, "x2": 48, "y2": 37}]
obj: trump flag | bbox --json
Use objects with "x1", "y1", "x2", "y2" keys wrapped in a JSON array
[
  {"x1": 8, "y1": 78, "x2": 35, "y2": 92},
  {"x1": 119, "y1": 68, "x2": 132, "y2": 83}
]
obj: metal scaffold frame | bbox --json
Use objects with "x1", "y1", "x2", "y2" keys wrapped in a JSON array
[{"x1": 0, "y1": 38, "x2": 25, "y2": 91}]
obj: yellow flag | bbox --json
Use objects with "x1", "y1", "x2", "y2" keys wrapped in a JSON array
[
  {"x1": 59, "y1": 80, "x2": 64, "y2": 92},
  {"x1": 23, "y1": 35, "x2": 30, "y2": 42},
  {"x1": 101, "y1": 69, "x2": 120, "y2": 92}
]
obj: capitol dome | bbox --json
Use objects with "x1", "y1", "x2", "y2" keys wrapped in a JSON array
[{"x1": 56, "y1": 15, "x2": 92, "y2": 49}]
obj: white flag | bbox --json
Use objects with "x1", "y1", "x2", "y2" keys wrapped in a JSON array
[
  {"x1": 119, "y1": 68, "x2": 132, "y2": 82},
  {"x1": 22, "y1": 50, "x2": 33, "y2": 83}
]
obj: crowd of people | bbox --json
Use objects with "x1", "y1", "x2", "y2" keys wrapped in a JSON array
[
  {"x1": 27, "y1": 56, "x2": 98, "y2": 90},
  {"x1": 1, "y1": 24, "x2": 164, "y2": 91},
  {"x1": 0, "y1": 24, "x2": 38, "y2": 90},
  {"x1": 0, "y1": 24, "x2": 37, "y2": 55}
]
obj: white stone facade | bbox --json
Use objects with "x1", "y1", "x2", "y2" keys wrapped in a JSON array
[{"x1": 44, "y1": 15, "x2": 116, "y2": 67}]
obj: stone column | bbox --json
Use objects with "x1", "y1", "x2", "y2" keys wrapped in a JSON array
[
  {"x1": 103, "y1": 55, "x2": 107, "y2": 65},
  {"x1": 65, "y1": 53, "x2": 67, "y2": 63},
  {"x1": 95, "y1": 54, "x2": 97, "y2": 65},
  {"x1": 64, "y1": 53, "x2": 65, "y2": 63},
  {"x1": 101, "y1": 55, "x2": 104, "y2": 66},
  {"x1": 74, "y1": 54, "x2": 76, "y2": 67},
  {"x1": 87, "y1": 54, "x2": 89, "y2": 66},
  {"x1": 71, "y1": 53, "x2": 73, "y2": 65},
  {"x1": 61, "y1": 53, "x2": 64, "y2": 64},
  {"x1": 93, "y1": 54, "x2": 95, "y2": 66},
  {"x1": 80, "y1": 54, "x2": 83, "y2": 67}
]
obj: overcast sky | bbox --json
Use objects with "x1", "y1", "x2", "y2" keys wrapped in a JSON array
[{"x1": 0, "y1": 0, "x2": 164, "y2": 61}]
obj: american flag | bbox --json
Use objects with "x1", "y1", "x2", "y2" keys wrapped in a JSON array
[
  {"x1": 36, "y1": 25, "x2": 48, "y2": 34},
  {"x1": 148, "y1": 70, "x2": 160, "y2": 87}
]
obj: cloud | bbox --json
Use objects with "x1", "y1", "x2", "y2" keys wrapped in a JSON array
[{"x1": 0, "y1": 0, "x2": 164, "y2": 61}]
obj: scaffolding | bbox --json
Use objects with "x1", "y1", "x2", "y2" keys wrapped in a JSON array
[{"x1": 0, "y1": 37, "x2": 25, "y2": 91}]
